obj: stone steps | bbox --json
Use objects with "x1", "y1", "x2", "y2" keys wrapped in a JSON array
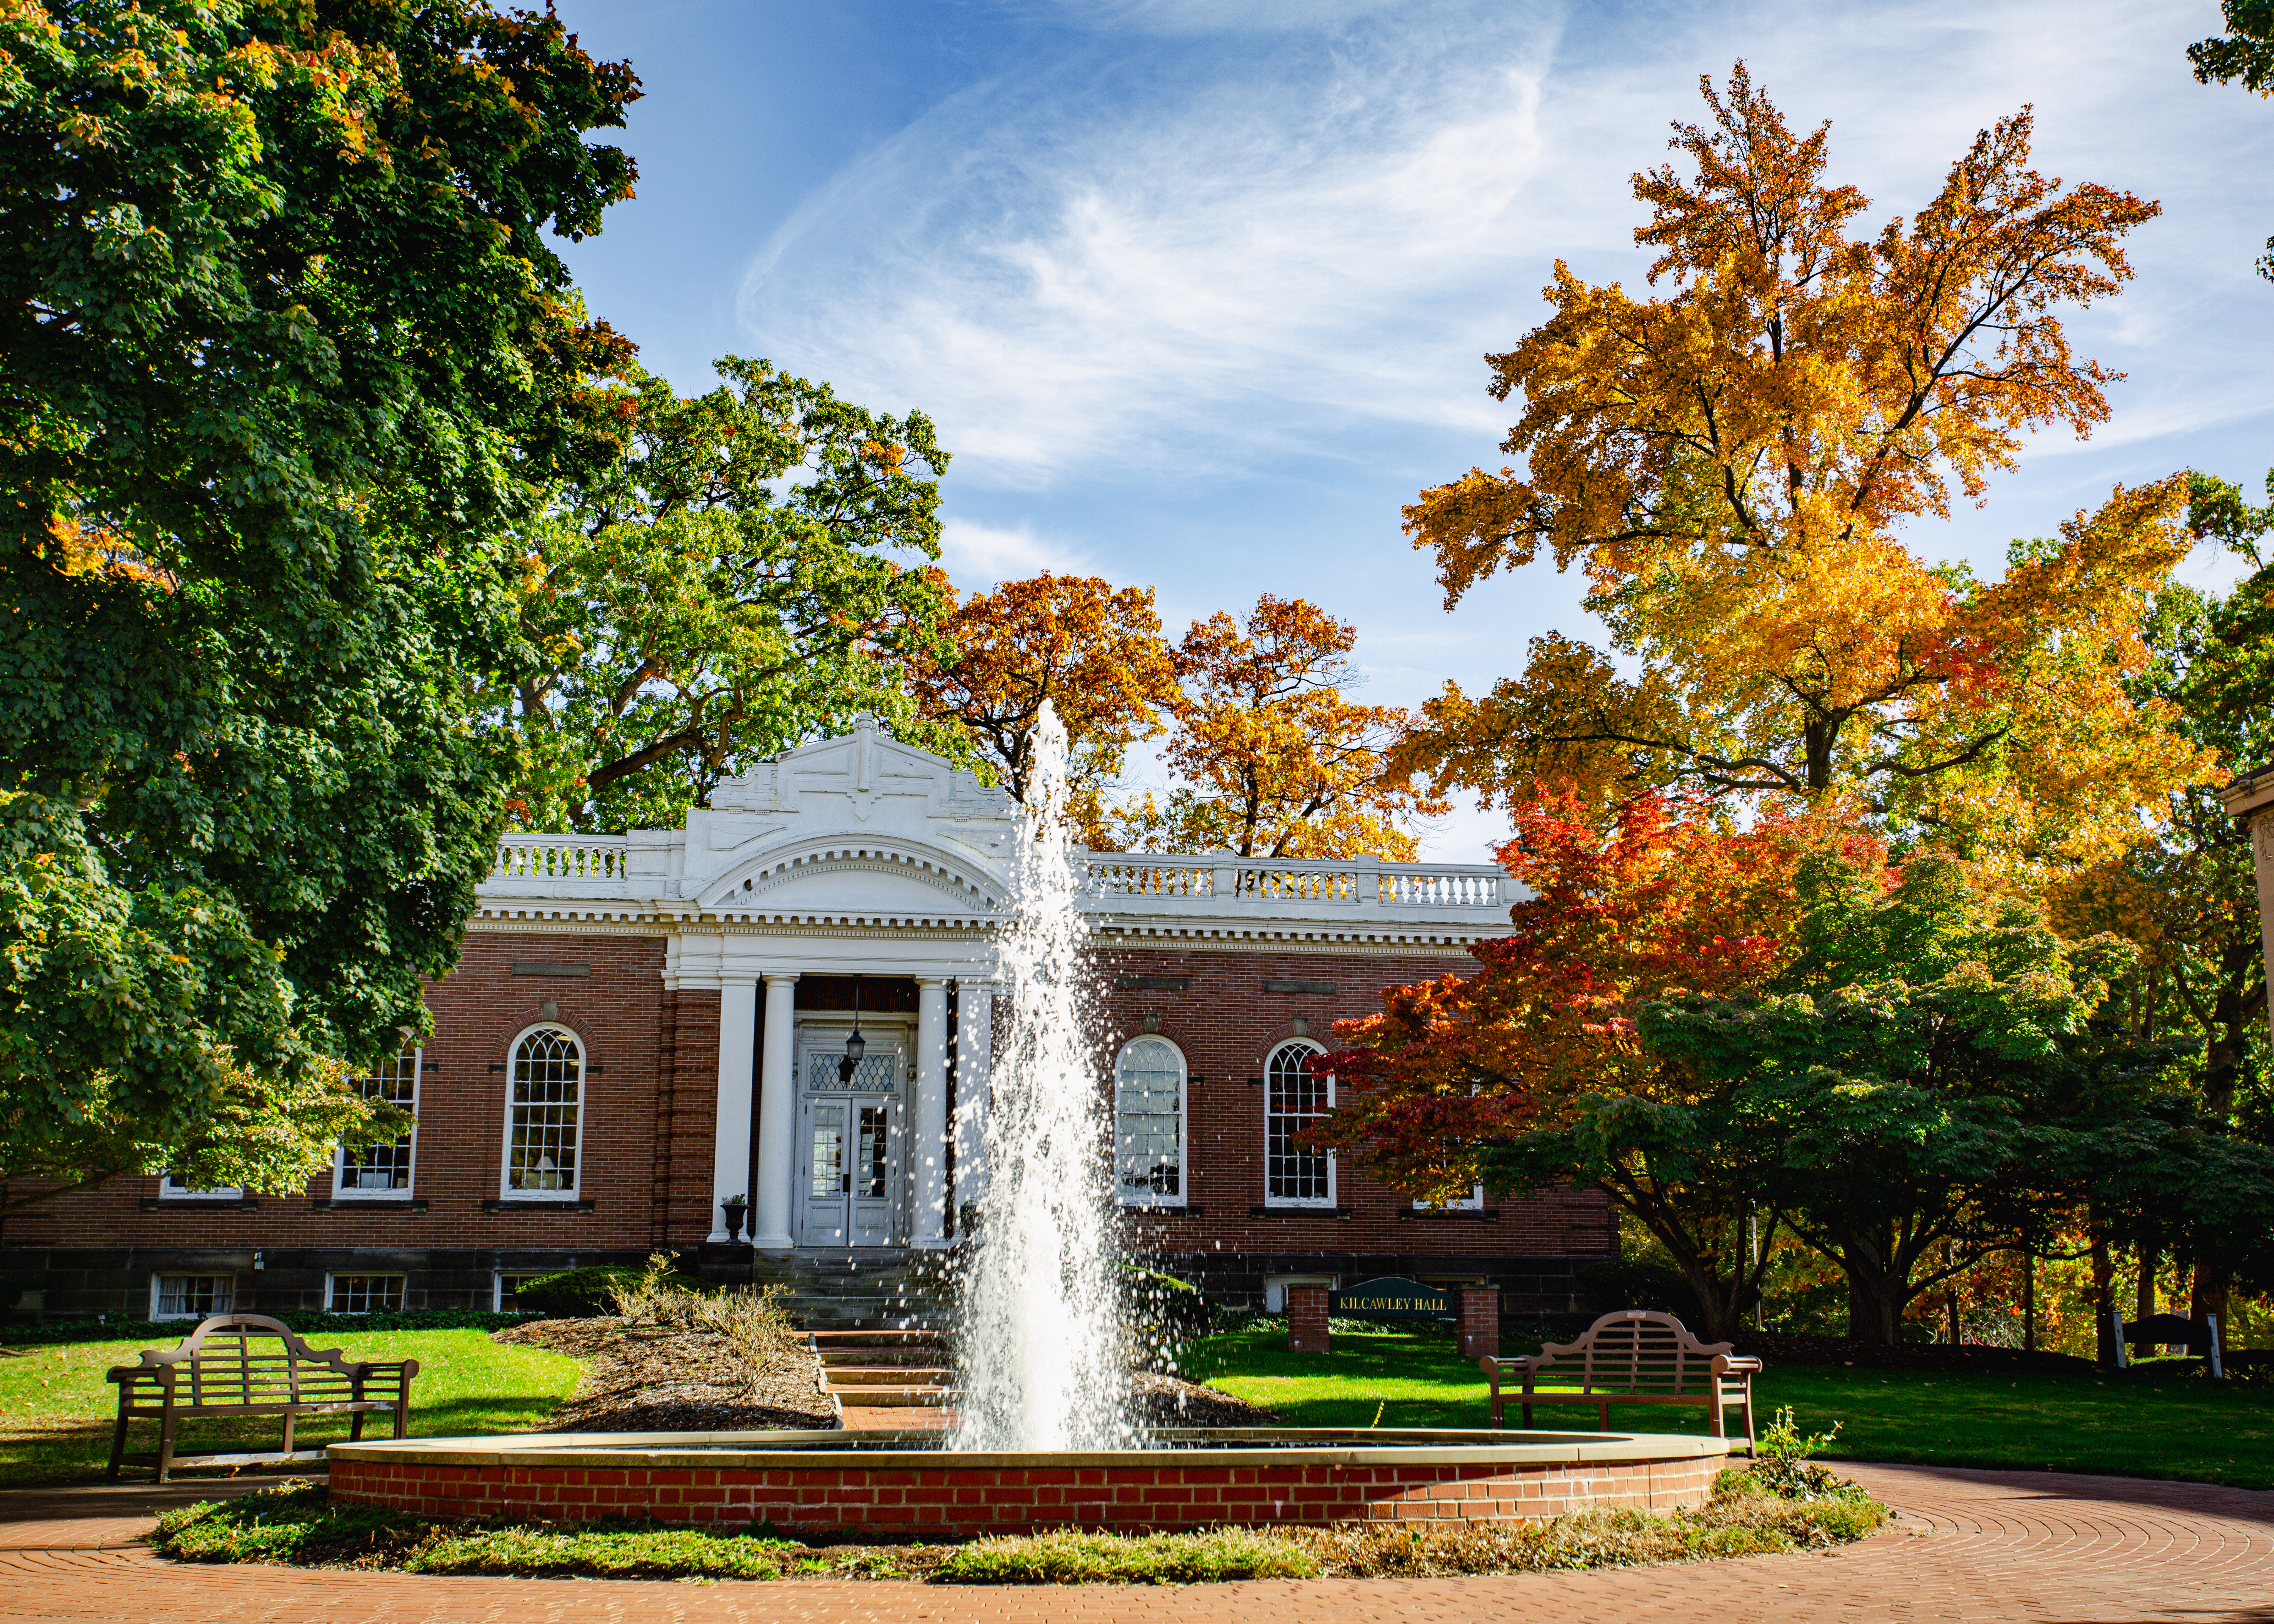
[
  {"x1": 807, "y1": 1327, "x2": 953, "y2": 1413},
  {"x1": 752, "y1": 1248, "x2": 956, "y2": 1331}
]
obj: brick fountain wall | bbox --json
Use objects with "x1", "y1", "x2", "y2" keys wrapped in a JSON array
[{"x1": 330, "y1": 1443, "x2": 1730, "y2": 1536}]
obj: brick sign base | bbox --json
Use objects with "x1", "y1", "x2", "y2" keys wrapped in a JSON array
[{"x1": 330, "y1": 1431, "x2": 1730, "y2": 1537}]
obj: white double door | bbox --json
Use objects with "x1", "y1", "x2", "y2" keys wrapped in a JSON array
[{"x1": 794, "y1": 1031, "x2": 907, "y2": 1247}]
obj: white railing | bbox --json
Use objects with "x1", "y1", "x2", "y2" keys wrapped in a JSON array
[
  {"x1": 1084, "y1": 857, "x2": 1216, "y2": 898},
  {"x1": 1078, "y1": 853, "x2": 1507, "y2": 910},
  {"x1": 492, "y1": 834, "x2": 629, "y2": 883},
  {"x1": 1380, "y1": 869, "x2": 1504, "y2": 908}
]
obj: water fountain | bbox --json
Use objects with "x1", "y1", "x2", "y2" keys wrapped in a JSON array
[
  {"x1": 328, "y1": 704, "x2": 1732, "y2": 1533},
  {"x1": 951, "y1": 702, "x2": 1137, "y2": 1451}
]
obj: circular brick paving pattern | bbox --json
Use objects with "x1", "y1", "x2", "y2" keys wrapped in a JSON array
[{"x1": 2, "y1": 1462, "x2": 2269, "y2": 1622}]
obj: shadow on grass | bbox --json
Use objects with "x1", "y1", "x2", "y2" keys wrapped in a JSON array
[{"x1": 1183, "y1": 1328, "x2": 2274, "y2": 1490}]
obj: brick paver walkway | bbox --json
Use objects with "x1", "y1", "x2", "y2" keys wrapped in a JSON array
[{"x1": 1, "y1": 1462, "x2": 2268, "y2": 1622}]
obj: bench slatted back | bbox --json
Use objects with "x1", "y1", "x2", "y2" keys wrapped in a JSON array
[
  {"x1": 115, "y1": 1314, "x2": 405, "y2": 1409},
  {"x1": 1535, "y1": 1310, "x2": 1732, "y2": 1398}
]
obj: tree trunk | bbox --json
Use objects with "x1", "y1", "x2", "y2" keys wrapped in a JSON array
[
  {"x1": 2090, "y1": 1237, "x2": 2115, "y2": 1366},
  {"x1": 2022, "y1": 1248, "x2": 2036, "y2": 1353},
  {"x1": 2192, "y1": 1261, "x2": 2231, "y2": 1329},
  {"x1": 1845, "y1": 1268, "x2": 1899, "y2": 1345},
  {"x1": 2136, "y1": 1241, "x2": 2157, "y2": 1323}
]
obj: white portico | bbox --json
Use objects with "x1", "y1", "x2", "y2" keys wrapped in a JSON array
[{"x1": 474, "y1": 715, "x2": 1519, "y2": 1254}]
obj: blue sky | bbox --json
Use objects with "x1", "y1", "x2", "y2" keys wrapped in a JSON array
[{"x1": 550, "y1": 0, "x2": 2274, "y2": 861}]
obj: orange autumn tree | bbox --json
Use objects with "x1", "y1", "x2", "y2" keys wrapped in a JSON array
[
  {"x1": 1395, "y1": 66, "x2": 2209, "y2": 875},
  {"x1": 909, "y1": 572, "x2": 1178, "y2": 842},
  {"x1": 1110, "y1": 595, "x2": 1447, "y2": 860},
  {"x1": 1318, "y1": 790, "x2": 1885, "y2": 1341}
]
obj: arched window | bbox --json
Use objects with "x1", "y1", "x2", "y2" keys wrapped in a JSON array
[
  {"x1": 1264, "y1": 1039, "x2": 1334, "y2": 1207},
  {"x1": 1114, "y1": 1036, "x2": 1187, "y2": 1207},
  {"x1": 337, "y1": 1034, "x2": 420, "y2": 1197},
  {"x1": 503, "y1": 1025, "x2": 584, "y2": 1198}
]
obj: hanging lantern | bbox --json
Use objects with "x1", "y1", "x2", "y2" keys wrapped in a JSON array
[{"x1": 839, "y1": 975, "x2": 865, "y2": 1083}]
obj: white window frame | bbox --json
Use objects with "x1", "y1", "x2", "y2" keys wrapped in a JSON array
[
  {"x1": 497, "y1": 1022, "x2": 587, "y2": 1202},
  {"x1": 1264, "y1": 1273, "x2": 1337, "y2": 1313},
  {"x1": 1415, "y1": 1187, "x2": 1486, "y2": 1212},
  {"x1": 334, "y1": 1034, "x2": 421, "y2": 1200},
  {"x1": 157, "y1": 1175, "x2": 242, "y2": 1201},
  {"x1": 1113, "y1": 1035, "x2": 1189, "y2": 1209},
  {"x1": 149, "y1": 1272, "x2": 235, "y2": 1321},
  {"x1": 1263, "y1": 1038, "x2": 1336, "y2": 1209},
  {"x1": 324, "y1": 1272, "x2": 407, "y2": 1314},
  {"x1": 493, "y1": 1269, "x2": 555, "y2": 1311}
]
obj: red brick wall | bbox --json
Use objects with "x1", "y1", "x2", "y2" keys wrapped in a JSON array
[
  {"x1": 0, "y1": 931, "x2": 1612, "y2": 1315},
  {"x1": 1091, "y1": 944, "x2": 1612, "y2": 1261},
  {"x1": 331, "y1": 1448, "x2": 1726, "y2": 1534},
  {"x1": 0, "y1": 930, "x2": 681, "y2": 1272}
]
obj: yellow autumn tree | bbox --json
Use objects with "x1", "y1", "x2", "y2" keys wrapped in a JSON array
[
  {"x1": 1395, "y1": 66, "x2": 2211, "y2": 875},
  {"x1": 907, "y1": 572, "x2": 1179, "y2": 842},
  {"x1": 1110, "y1": 595, "x2": 1447, "y2": 860}
]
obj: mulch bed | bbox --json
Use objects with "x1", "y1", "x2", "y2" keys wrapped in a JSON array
[
  {"x1": 1131, "y1": 1371, "x2": 1282, "y2": 1427},
  {"x1": 495, "y1": 1319, "x2": 835, "y2": 1432}
]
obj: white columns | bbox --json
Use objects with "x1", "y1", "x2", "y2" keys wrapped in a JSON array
[
  {"x1": 953, "y1": 979, "x2": 995, "y2": 1223},
  {"x1": 912, "y1": 977, "x2": 951, "y2": 1248},
  {"x1": 750, "y1": 972, "x2": 800, "y2": 1251},
  {"x1": 709, "y1": 981, "x2": 759, "y2": 1242}
]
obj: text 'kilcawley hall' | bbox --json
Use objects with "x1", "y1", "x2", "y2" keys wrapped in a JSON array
[{"x1": 1, "y1": 718, "x2": 1612, "y2": 1324}]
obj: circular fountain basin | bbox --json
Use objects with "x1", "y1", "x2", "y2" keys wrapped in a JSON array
[{"x1": 329, "y1": 1427, "x2": 1734, "y2": 1536}]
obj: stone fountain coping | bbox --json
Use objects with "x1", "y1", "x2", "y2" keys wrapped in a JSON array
[{"x1": 329, "y1": 1427, "x2": 1735, "y2": 1471}]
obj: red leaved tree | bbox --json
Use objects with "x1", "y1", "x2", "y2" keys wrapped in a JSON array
[{"x1": 1318, "y1": 790, "x2": 1886, "y2": 1339}]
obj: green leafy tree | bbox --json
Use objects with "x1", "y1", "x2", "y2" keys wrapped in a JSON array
[
  {"x1": 504, "y1": 358, "x2": 963, "y2": 832},
  {"x1": 2191, "y1": 2, "x2": 2274, "y2": 279},
  {"x1": 0, "y1": 0, "x2": 637, "y2": 1210},
  {"x1": 1646, "y1": 856, "x2": 2178, "y2": 1344},
  {"x1": 2056, "y1": 470, "x2": 2274, "y2": 1321}
]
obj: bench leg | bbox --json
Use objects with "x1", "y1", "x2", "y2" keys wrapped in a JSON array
[
  {"x1": 156, "y1": 1413, "x2": 177, "y2": 1485},
  {"x1": 1711, "y1": 1379, "x2": 1726, "y2": 1438},
  {"x1": 1521, "y1": 1401, "x2": 1533, "y2": 1429},
  {"x1": 107, "y1": 1406, "x2": 130, "y2": 1483},
  {"x1": 1742, "y1": 1381, "x2": 1757, "y2": 1456},
  {"x1": 1597, "y1": 1402, "x2": 1611, "y2": 1431},
  {"x1": 394, "y1": 1377, "x2": 412, "y2": 1440},
  {"x1": 281, "y1": 1409, "x2": 295, "y2": 1459},
  {"x1": 349, "y1": 1409, "x2": 365, "y2": 1443}
]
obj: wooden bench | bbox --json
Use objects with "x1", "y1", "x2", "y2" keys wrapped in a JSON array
[
  {"x1": 1480, "y1": 1308, "x2": 1760, "y2": 1452},
  {"x1": 107, "y1": 1313, "x2": 417, "y2": 1481}
]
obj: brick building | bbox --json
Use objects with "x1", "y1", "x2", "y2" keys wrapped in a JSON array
[{"x1": 0, "y1": 718, "x2": 1611, "y2": 1323}]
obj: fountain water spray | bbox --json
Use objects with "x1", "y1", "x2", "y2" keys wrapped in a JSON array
[{"x1": 950, "y1": 701, "x2": 1137, "y2": 1450}]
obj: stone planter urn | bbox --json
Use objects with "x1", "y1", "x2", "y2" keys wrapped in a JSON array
[{"x1": 721, "y1": 1198, "x2": 749, "y2": 1243}]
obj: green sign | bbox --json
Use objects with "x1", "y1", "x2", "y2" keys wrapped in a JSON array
[{"x1": 1329, "y1": 1276, "x2": 1453, "y2": 1321}]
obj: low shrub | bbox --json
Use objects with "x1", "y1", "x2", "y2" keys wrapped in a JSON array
[
  {"x1": 151, "y1": 1470, "x2": 1888, "y2": 1584},
  {"x1": 605, "y1": 1254, "x2": 800, "y2": 1393},
  {"x1": 410, "y1": 1525, "x2": 791, "y2": 1580},
  {"x1": 510, "y1": 1267, "x2": 654, "y2": 1318},
  {"x1": 933, "y1": 1526, "x2": 1316, "y2": 1585}
]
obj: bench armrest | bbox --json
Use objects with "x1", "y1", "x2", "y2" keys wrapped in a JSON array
[
  {"x1": 1710, "y1": 1355, "x2": 1763, "y2": 1375},
  {"x1": 1478, "y1": 1354, "x2": 1541, "y2": 1379}
]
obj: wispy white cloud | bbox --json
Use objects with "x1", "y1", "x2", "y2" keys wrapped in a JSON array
[
  {"x1": 939, "y1": 517, "x2": 1094, "y2": 588},
  {"x1": 737, "y1": 0, "x2": 2274, "y2": 499},
  {"x1": 741, "y1": 6, "x2": 1571, "y2": 484},
  {"x1": 1024, "y1": 0, "x2": 1416, "y2": 36}
]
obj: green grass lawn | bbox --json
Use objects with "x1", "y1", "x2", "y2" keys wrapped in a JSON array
[
  {"x1": 1180, "y1": 1327, "x2": 2274, "y2": 1490},
  {"x1": 0, "y1": 1329, "x2": 584, "y2": 1484}
]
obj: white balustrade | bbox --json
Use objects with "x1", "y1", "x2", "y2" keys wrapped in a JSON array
[
  {"x1": 491, "y1": 835, "x2": 629, "y2": 883},
  {"x1": 1077, "y1": 853, "x2": 1506, "y2": 914}
]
